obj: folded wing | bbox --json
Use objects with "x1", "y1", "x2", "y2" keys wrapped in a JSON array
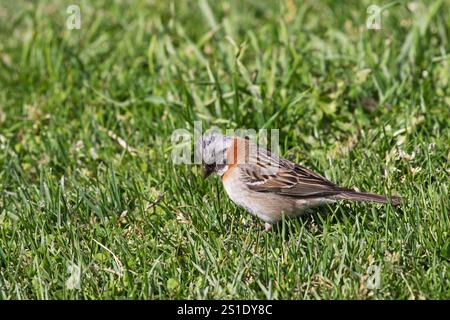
[{"x1": 239, "y1": 149, "x2": 349, "y2": 198}]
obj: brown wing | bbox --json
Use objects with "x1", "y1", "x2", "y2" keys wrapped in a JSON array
[{"x1": 239, "y1": 149, "x2": 348, "y2": 198}]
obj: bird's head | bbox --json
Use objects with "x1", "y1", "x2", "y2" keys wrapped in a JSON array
[{"x1": 196, "y1": 133, "x2": 232, "y2": 178}]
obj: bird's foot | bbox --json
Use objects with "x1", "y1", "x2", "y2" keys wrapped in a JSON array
[{"x1": 264, "y1": 223, "x2": 273, "y2": 232}]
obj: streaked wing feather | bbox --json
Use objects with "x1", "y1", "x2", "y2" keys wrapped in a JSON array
[{"x1": 240, "y1": 150, "x2": 346, "y2": 198}]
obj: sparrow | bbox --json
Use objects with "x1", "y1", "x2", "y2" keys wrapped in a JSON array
[{"x1": 197, "y1": 133, "x2": 401, "y2": 231}]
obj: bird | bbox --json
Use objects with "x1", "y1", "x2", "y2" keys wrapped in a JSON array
[{"x1": 196, "y1": 133, "x2": 401, "y2": 231}]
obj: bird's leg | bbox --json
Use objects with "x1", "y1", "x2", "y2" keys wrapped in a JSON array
[{"x1": 264, "y1": 223, "x2": 272, "y2": 232}]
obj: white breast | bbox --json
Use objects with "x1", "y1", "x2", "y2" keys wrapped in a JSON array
[{"x1": 221, "y1": 167, "x2": 297, "y2": 223}]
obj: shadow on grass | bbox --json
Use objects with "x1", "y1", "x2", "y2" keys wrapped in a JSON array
[{"x1": 267, "y1": 201, "x2": 404, "y2": 239}]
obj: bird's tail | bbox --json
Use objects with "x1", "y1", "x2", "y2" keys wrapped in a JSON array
[{"x1": 334, "y1": 190, "x2": 401, "y2": 206}]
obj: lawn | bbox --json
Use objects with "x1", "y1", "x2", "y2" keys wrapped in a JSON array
[{"x1": 0, "y1": 0, "x2": 449, "y2": 299}]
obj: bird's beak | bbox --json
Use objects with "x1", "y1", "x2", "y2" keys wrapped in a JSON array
[{"x1": 203, "y1": 164, "x2": 214, "y2": 178}]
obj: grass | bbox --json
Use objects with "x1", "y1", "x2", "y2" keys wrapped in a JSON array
[{"x1": 0, "y1": 0, "x2": 449, "y2": 299}]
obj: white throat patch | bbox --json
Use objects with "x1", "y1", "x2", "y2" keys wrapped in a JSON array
[{"x1": 216, "y1": 165, "x2": 229, "y2": 177}]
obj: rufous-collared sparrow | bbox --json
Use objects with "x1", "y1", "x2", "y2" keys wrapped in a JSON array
[{"x1": 197, "y1": 133, "x2": 401, "y2": 231}]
